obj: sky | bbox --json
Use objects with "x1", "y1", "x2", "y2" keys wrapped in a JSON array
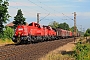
[{"x1": 7, "y1": 0, "x2": 90, "y2": 31}]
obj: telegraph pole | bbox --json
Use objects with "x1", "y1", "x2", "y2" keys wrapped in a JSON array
[
  {"x1": 74, "y1": 12, "x2": 77, "y2": 42},
  {"x1": 37, "y1": 13, "x2": 40, "y2": 24}
]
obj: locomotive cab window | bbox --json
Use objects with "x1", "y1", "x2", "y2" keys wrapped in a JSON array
[
  {"x1": 34, "y1": 24, "x2": 40, "y2": 28},
  {"x1": 29, "y1": 23, "x2": 33, "y2": 26},
  {"x1": 38, "y1": 25, "x2": 41, "y2": 28}
]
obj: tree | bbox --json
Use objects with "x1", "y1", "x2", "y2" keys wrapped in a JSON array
[
  {"x1": 70, "y1": 26, "x2": 74, "y2": 32},
  {"x1": 0, "y1": 0, "x2": 10, "y2": 34},
  {"x1": 13, "y1": 9, "x2": 26, "y2": 28},
  {"x1": 70, "y1": 26, "x2": 78, "y2": 32},
  {"x1": 86, "y1": 28, "x2": 90, "y2": 34},
  {"x1": 84, "y1": 28, "x2": 90, "y2": 37},
  {"x1": 84, "y1": 28, "x2": 90, "y2": 39},
  {"x1": 58, "y1": 22, "x2": 70, "y2": 30},
  {"x1": 49, "y1": 21, "x2": 59, "y2": 29},
  {"x1": 84, "y1": 32, "x2": 89, "y2": 37}
]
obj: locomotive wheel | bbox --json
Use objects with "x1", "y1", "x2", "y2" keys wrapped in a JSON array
[{"x1": 27, "y1": 38, "x2": 32, "y2": 44}]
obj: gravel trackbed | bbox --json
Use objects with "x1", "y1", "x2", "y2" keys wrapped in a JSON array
[{"x1": 0, "y1": 38, "x2": 74, "y2": 60}]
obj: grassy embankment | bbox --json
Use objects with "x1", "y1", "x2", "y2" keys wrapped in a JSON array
[
  {"x1": 74, "y1": 37, "x2": 90, "y2": 60},
  {"x1": 41, "y1": 52, "x2": 74, "y2": 60},
  {"x1": 0, "y1": 39, "x2": 14, "y2": 46},
  {"x1": 40, "y1": 37, "x2": 90, "y2": 60}
]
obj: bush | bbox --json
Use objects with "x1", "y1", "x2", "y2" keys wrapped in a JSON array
[
  {"x1": 84, "y1": 28, "x2": 90, "y2": 37},
  {"x1": 74, "y1": 42, "x2": 90, "y2": 60},
  {"x1": 84, "y1": 32, "x2": 90, "y2": 37},
  {"x1": 0, "y1": 27, "x2": 14, "y2": 39},
  {"x1": 4, "y1": 27, "x2": 14, "y2": 39}
]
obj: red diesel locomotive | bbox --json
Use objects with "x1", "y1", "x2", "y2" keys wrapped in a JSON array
[
  {"x1": 12, "y1": 22, "x2": 56, "y2": 44},
  {"x1": 12, "y1": 22, "x2": 78, "y2": 44}
]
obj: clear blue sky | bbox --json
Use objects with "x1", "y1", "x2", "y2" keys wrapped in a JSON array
[{"x1": 8, "y1": 0, "x2": 90, "y2": 31}]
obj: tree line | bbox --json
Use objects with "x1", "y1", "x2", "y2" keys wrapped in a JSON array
[
  {"x1": 48, "y1": 21, "x2": 78, "y2": 32},
  {"x1": 48, "y1": 21, "x2": 90, "y2": 37}
]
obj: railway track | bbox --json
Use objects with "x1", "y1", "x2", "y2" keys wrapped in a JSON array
[{"x1": 0, "y1": 38, "x2": 74, "y2": 60}]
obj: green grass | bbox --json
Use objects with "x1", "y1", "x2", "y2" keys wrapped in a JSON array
[{"x1": 0, "y1": 38, "x2": 13, "y2": 45}]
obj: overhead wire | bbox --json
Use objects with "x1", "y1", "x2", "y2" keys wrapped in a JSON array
[
  {"x1": 9, "y1": 1, "x2": 53, "y2": 24},
  {"x1": 10, "y1": 0, "x2": 62, "y2": 21},
  {"x1": 40, "y1": 13, "x2": 50, "y2": 21},
  {"x1": 62, "y1": 13, "x2": 73, "y2": 20},
  {"x1": 27, "y1": 0, "x2": 52, "y2": 21},
  {"x1": 27, "y1": 0, "x2": 62, "y2": 21},
  {"x1": 9, "y1": 0, "x2": 53, "y2": 23},
  {"x1": 10, "y1": 0, "x2": 73, "y2": 23},
  {"x1": 37, "y1": 0, "x2": 73, "y2": 21},
  {"x1": 27, "y1": 0, "x2": 50, "y2": 13},
  {"x1": 36, "y1": 0, "x2": 65, "y2": 20}
]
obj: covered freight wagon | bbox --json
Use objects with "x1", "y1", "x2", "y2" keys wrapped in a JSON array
[{"x1": 56, "y1": 28, "x2": 67, "y2": 39}]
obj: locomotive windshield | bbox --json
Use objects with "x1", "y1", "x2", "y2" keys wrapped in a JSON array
[{"x1": 29, "y1": 23, "x2": 33, "y2": 26}]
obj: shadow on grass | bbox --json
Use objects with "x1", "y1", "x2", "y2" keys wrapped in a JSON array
[
  {"x1": 86, "y1": 38, "x2": 90, "y2": 43},
  {"x1": 5, "y1": 43, "x2": 21, "y2": 46},
  {"x1": 4, "y1": 42, "x2": 34, "y2": 46},
  {"x1": 61, "y1": 50, "x2": 75, "y2": 56}
]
